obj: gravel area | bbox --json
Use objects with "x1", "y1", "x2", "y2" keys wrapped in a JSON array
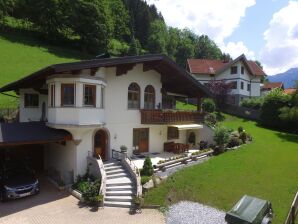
[{"x1": 166, "y1": 201, "x2": 227, "y2": 224}]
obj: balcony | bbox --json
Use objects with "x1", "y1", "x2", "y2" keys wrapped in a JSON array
[{"x1": 140, "y1": 109, "x2": 204, "y2": 125}]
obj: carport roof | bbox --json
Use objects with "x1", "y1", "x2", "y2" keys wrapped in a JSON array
[{"x1": 0, "y1": 122, "x2": 72, "y2": 146}]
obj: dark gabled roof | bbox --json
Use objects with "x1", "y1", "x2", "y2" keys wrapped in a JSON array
[
  {"x1": 187, "y1": 54, "x2": 266, "y2": 76},
  {"x1": 0, "y1": 54, "x2": 212, "y2": 98},
  {"x1": 0, "y1": 122, "x2": 72, "y2": 146}
]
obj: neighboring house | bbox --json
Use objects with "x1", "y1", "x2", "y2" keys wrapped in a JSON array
[
  {"x1": 187, "y1": 54, "x2": 266, "y2": 106},
  {"x1": 284, "y1": 88, "x2": 296, "y2": 95},
  {"x1": 260, "y1": 82, "x2": 284, "y2": 96},
  {"x1": 0, "y1": 54, "x2": 212, "y2": 186}
]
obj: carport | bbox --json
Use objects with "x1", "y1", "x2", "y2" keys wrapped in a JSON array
[{"x1": 0, "y1": 122, "x2": 72, "y2": 172}]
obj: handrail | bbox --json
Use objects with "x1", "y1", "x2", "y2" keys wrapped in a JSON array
[
  {"x1": 111, "y1": 149, "x2": 125, "y2": 160},
  {"x1": 285, "y1": 191, "x2": 298, "y2": 224},
  {"x1": 123, "y1": 155, "x2": 142, "y2": 197}
]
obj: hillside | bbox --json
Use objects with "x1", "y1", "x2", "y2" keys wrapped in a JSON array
[
  {"x1": 0, "y1": 33, "x2": 87, "y2": 108},
  {"x1": 268, "y1": 68, "x2": 298, "y2": 88}
]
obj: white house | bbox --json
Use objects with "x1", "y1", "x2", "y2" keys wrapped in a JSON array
[
  {"x1": 0, "y1": 55, "x2": 213, "y2": 188},
  {"x1": 187, "y1": 54, "x2": 266, "y2": 105}
]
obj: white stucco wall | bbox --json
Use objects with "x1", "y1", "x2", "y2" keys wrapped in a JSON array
[{"x1": 19, "y1": 89, "x2": 48, "y2": 122}]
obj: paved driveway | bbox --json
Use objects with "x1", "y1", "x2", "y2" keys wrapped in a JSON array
[{"x1": 0, "y1": 177, "x2": 164, "y2": 224}]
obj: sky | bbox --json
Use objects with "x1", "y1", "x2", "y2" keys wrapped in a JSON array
[{"x1": 147, "y1": 0, "x2": 298, "y2": 75}]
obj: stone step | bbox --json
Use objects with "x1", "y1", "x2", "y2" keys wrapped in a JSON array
[
  {"x1": 104, "y1": 161, "x2": 121, "y2": 167},
  {"x1": 106, "y1": 168, "x2": 126, "y2": 175},
  {"x1": 105, "y1": 165, "x2": 123, "y2": 172},
  {"x1": 106, "y1": 173, "x2": 129, "y2": 180},
  {"x1": 106, "y1": 177, "x2": 132, "y2": 185},
  {"x1": 104, "y1": 201, "x2": 132, "y2": 208},
  {"x1": 105, "y1": 195, "x2": 133, "y2": 202},
  {"x1": 105, "y1": 190, "x2": 134, "y2": 197},
  {"x1": 106, "y1": 185, "x2": 134, "y2": 191}
]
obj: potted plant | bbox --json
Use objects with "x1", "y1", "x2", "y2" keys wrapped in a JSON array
[
  {"x1": 120, "y1": 145, "x2": 128, "y2": 154},
  {"x1": 133, "y1": 195, "x2": 142, "y2": 212},
  {"x1": 93, "y1": 194, "x2": 104, "y2": 207}
]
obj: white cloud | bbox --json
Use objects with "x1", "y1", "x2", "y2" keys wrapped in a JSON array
[
  {"x1": 221, "y1": 41, "x2": 255, "y2": 60},
  {"x1": 147, "y1": 0, "x2": 256, "y2": 45},
  {"x1": 261, "y1": 1, "x2": 298, "y2": 75}
]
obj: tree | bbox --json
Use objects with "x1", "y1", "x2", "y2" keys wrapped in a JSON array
[
  {"x1": 195, "y1": 35, "x2": 222, "y2": 60},
  {"x1": 147, "y1": 19, "x2": 168, "y2": 54},
  {"x1": 0, "y1": 0, "x2": 16, "y2": 23},
  {"x1": 205, "y1": 80, "x2": 232, "y2": 108},
  {"x1": 214, "y1": 126, "x2": 230, "y2": 150},
  {"x1": 128, "y1": 36, "x2": 141, "y2": 56},
  {"x1": 142, "y1": 157, "x2": 154, "y2": 176},
  {"x1": 201, "y1": 98, "x2": 216, "y2": 113}
]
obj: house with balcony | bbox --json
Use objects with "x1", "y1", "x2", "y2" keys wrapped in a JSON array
[
  {"x1": 187, "y1": 54, "x2": 266, "y2": 105},
  {"x1": 0, "y1": 54, "x2": 213, "y2": 207}
]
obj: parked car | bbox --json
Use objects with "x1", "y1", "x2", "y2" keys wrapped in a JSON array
[{"x1": 0, "y1": 160, "x2": 39, "y2": 201}]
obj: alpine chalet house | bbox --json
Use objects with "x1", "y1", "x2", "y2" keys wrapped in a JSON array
[
  {"x1": 187, "y1": 54, "x2": 266, "y2": 106},
  {"x1": 0, "y1": 54, "x2": 212, "y2": 207}
]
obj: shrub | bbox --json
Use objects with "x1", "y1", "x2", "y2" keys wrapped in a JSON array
[
  {"x1": 141, "y1": 157, "x2": 154, "y2": 176},
  {"x1": 227, "y1": 137, "x2": 241, "y2": 148},
  {"x1": 260, "y1": 88, "x2": 290, "y2": 128},
  {"x1": 239, "y1": 132, "x2": 247, "y2": 144},
  {"x1": 204, "y1": 112, "x2": 217, "y2": 127},
  {"x1": 213, "y1": 126, "x2": 230, "y2": 148},
  {"x1": 202, "y1": 98, "x2": 216, "y2": 113},
  {"x1": 141, "y1": 176, "x2": 151, "y2": 185},
  {"x1": 238, "y1": 126, "x2": 244, "y2": 133},
  {"x1": 241, "y1": 97, "x2": 264, "y2": 109},
  {"x1": 120, "y1": 145, "x2": 128, "y2": 153},
  {"x1": 199, "y1": 141, "x2": 208, "y2": 150},
  {"x1": 82, "y1": 179, "x2": 101, "y2": 204}
]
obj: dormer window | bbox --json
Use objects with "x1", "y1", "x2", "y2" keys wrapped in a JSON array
[
  {"x1": 61, "y1": 84, "x2": 75, "y2": 107},
  {"x1": 231, "y1": 66, "x2": 237, "y2": 74},
  {"x1": 24, "y1": 93, "x2": 39, "y2": 107},
  {"x1": 84, "y1": 84, "x2": 96, "y2": 107}
]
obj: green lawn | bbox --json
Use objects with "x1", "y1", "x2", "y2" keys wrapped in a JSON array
[
  {"x1": 176, "y1": 101, "x2": 197, "y2": 111},
  {"x1": 144, "y1": 114, "x2": 298, "y2": 223},
  {"x1": 0, "y1": 32, "x2": 87, "y2": 107}
]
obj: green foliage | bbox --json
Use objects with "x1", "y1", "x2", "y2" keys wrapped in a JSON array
[
  {"x1": 82, "y1": 179, "x2": 101, "y2": 204},
  {"x1": 238, "y1": 126, "x2": 243, "y2": 133},
  {"x1": 240, "y1": 97, "x2": 264, "y2": 109},
  {"x1": 213, "y1": 126, "x2": 230, "y2": 147},
  {"x1": 239, "y1": 132, "x2": 247, "y2": 144},
  {"x1": 107, "y1": 39, "x2": 129, "y2": 56},
  {"x1": 260, "y1": 88, "x2": 291, "y2": 128},
  {"x1": 0, "y1": 0, "x2": 16, "y2": 22},
  {"x1": 142, "y1": 157, "x2": 154, "y2": 176},
  {"x1": 141, "y1": 176, "x2": 151, "y2": 185},
  {"x1": 227, "y1": 137, "x2": 241, "y2": 148},
  {"x1": 195, "y1": 35, "x2": 222, "y2": 60},
  {"x1": 201, "y1": 98, "x2": 216, "y2": 113},
  {"x1": 204, "y1": 113, "x2": 217, "y2": 127},
  {"x1": 147, "y1": 19, "x2": 168, "y2": 54}
]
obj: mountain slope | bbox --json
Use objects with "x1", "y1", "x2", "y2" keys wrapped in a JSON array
[
  {"x1": 0, "y1": 33, "x2": 86, "y2": 108},
  {"x1": 268, "y1": 68, "x2": 298, "y2": 88}
]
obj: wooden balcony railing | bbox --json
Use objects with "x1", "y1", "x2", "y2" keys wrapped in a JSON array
[{"x1": 140, "y1": 109, "x2": 204, "y2": 124}]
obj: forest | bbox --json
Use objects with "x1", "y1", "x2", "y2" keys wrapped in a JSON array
[{"x1": 0, "y1": 0, "x2": 230, "y2": 67}]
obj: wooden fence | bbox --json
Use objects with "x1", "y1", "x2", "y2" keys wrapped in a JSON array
[
  {"x1": 221, "y1": 104, "x2": 261, "y2": 121},
  {"x1": 285, "y1": 191, "x2": 298, "y2": 224}
]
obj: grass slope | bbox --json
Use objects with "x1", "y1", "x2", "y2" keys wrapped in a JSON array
[
  {"x1": 0, "y1": 33, "x2": 87, "y2": 107},
  {"x1": 144, "y1": 114, "x2": 298, "y2": 223}
]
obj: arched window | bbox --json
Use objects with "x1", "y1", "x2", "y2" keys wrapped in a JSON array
[
  {"x1": 144, "y1": 85, "x2": 155, "y2": 109},
  {"x1": 128, "y1": 83, "x2": 140, "y2": 109}
]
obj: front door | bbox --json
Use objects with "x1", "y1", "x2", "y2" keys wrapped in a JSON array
[
  {"x1": 133, "y1": 128, "x2": 149, "y2": 153},
  {"x1": 94, "y1": 130, "x2": 108, "y2": 160}
]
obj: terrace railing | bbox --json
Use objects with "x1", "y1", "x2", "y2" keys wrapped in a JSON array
[
  {"x1": 285, "y1": 191, "x2": 298, "y2": 224},
  {"x1": 140, "y1": 109, "x2": 204, "y2": 125}
]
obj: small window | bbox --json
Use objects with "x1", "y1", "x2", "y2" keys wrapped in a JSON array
[
  {"x1": 167, "y1": 127, "x2": 179, "y2": 140},
  {"x1": 231, "y1": 66, "x2": 238, "y2": 74},
  {"x1": 100, "y1": 86, "x2": 105, "y2": 109},
  {"x1": 144, "y1": 85, "x2": 155, "y2": 109},
  {"x1": 50, "y1": 84, "x2": 55, "y2": 107},
  {"x1": 61, "y1": 84, "x2": 75, "y2": 106},
  {"x1": 241, "y1": 81, "x2": 244, "y2": 90},
  {"x1": 128, "y1": 83, "x2": 140, "y2": 109},
  {"x1": 24, "y1": 93, "x2": 39, "y2": 107},
  {"x1": 84, "y1": 84, "x2": 96, "y2": 107},
  {"x1": 229, "y1": 81, "x2": 237, "y2": 89},
  {"x1": 241, "y1": 66, "x2": 244, "y2": 74},
  {"x1": 247, "y1": 83, "x2": 251, "y2": 91}
]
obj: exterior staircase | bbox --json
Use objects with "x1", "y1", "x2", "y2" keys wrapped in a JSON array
[{"x1": 103, "y1": 160, "x2": 135, "y2": 208}]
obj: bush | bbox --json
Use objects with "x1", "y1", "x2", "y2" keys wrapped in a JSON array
[
  {"x1": 141, "y1": 157, "x2": 154, "y2": 176},
  {"x1": 202, "y1": 98, "x2": 216, "y2": 113},
  {"x1": 82, "y1": 179, "x2": 101, "y2": 204},
  {"x1": 238, "y1": 126, "x2": 244, "y2": 133},
  {"x1": 260, "y1": 88, "x2": 290, "y2": 128},
  {"x1": 204, "y1": 112, "x2": 217, "y2": 127},
  {"x1": 241, "y1": 97, "x2": 264, "y2": 109},
  {"x1": 199, "y1": 141, "x2": 208, "y2": 150},
  {"x1": 227, "y1": 137, "x2": 241, "y2": 148},
  {"x1": 141, "y1": 176, "x2": 151, "y2": 185},
  {"x1": 213, "y1": 126, "x2": 230, "y2": 148},
  {"x1": 239, "y1": 132, "x2": 247, "y2": 144}
]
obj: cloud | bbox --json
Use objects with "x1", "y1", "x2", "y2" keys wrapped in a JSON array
[
  {"x1": 261, "y1": 1, "x2": 298, "y2": 75},
  {"x1": 221, "y1": 41, "x2": 255, "y2": 60},
  {"x1": 147, "y1": 0, "x2": 256, "y2": 45}
]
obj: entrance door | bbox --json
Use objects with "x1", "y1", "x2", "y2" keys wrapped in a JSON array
[
  {"x1": 94, "y1": 130, "x2": 108, "y2": 160},
  {"x1": 133, "y1": 128, "x2": 149, "y2": 153}
]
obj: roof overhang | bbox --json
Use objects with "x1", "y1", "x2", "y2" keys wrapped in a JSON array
[
  {"x1": 0, "y1": 54, "x2": 212, "y2": 98},
  {"x1": 0, "y1": 122, "x2": 72, "y2": 147}
]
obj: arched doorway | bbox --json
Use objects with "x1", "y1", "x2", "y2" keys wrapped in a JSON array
[{"x1": 94, "y1": 129, "x2": 109, "y2": 161}]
